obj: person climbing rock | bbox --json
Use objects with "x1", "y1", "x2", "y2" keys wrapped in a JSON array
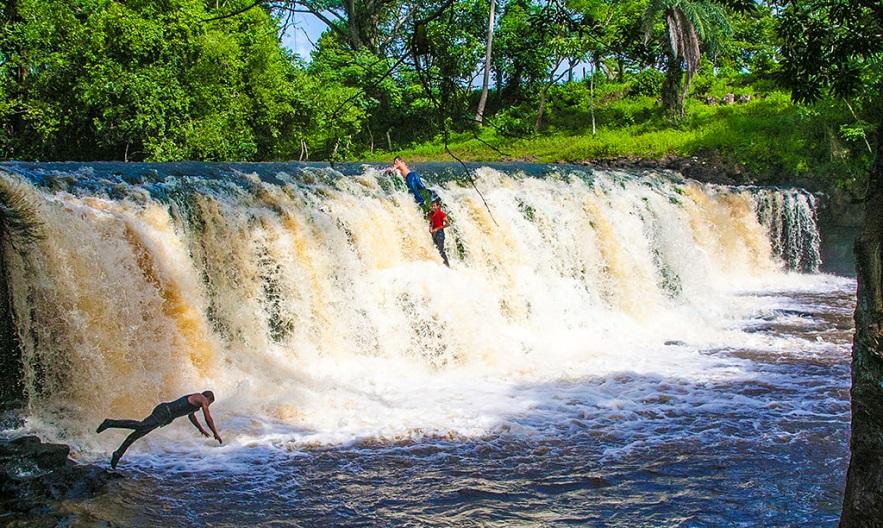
[
  {"x1": 96, "y1": 391, "x2": 222, "y2": 469},
  {"x1": 429, "y1": 199, "x2": 451, "y2": 267},
  {"x1": 393, "y1": 157, "x2": 435, "y2": 212}
]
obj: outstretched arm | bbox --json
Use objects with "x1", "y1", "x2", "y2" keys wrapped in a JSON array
[
  {"x1": 201, "y1": 403, "x2": 222, "y2": 444},
  {"x1": 188, "y1": 413, "x2": 210, "y2": 437}
]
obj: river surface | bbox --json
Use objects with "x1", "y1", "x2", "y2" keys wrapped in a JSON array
[{"x1": 55, "y1": 277, "x2": 853, "y2": 527}]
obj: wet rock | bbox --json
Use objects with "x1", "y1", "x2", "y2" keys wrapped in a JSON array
[
  {"x1": 4, "y1": 436, "x2": 71, "y2": 469},
  {"x1": 705, "y1": 96, "x2": 718, "y2": 105},
  {"x1": 738, "y1": 94, "x2": 752, "y2": 104},
  {"x1": 722, "y1": 93, "x2": 735, "y2": 105},
  {"x1": 0, "y1": 435, "x2": 116, "y2": 514}
]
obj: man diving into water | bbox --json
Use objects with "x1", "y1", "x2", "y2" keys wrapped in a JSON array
[
  {"x1": 96, "y1": 391, "x2": 222, "y2": 468},
  {"x1": 390, "y1": 157, "x2": 452, "y2": 266},
  {"x1": 393, "y1": 156, "x2": 436, "y2": 212}
]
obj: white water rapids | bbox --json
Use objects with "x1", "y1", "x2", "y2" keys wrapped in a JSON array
[{"x1": 1, "y1": 164, "x2": 837, "y2": 469}]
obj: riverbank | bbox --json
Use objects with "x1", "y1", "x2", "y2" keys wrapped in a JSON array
[{"x1": 365, "y1": 91, "x2": 872, "y2": 201}]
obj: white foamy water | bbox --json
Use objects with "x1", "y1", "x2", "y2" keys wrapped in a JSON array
[{"x1": 0, "y1": 164, "x2": 839, "y2": 467}]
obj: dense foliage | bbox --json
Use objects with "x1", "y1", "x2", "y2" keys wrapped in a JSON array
[{"x1": 0, "y1": 0, "x2": 876, "y2": 190}]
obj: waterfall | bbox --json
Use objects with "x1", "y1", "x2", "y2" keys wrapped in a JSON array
[
  {"x1": 0, "y1": 163, "x2": 826, "y2": 445},
  {"x1": 752, "y1": 188, "x2": 822, "y2": 272}
]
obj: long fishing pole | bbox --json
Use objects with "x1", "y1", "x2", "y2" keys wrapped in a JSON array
[
  {"x1": 411, "y1": 22, "x2": 499, "y2": 227},
  {"x1": 443, "y1": 129, "x2": 499, "y2": 227}
]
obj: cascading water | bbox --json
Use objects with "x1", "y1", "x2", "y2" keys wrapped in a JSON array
[
  {"x1": 752, "y1": 187, "x2": 822, "y2": 272},
  {"x1": 0, "y1": 162, "x2": 850, "y2": 526}
]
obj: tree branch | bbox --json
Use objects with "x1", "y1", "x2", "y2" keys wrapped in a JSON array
[{"x1": 204, "y1": 0, "x2": 269, "y2": 22}]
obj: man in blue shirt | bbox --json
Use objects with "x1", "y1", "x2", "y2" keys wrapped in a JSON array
[{"x1": 393, "y1": 157, "x2": 435, "y2": 212}]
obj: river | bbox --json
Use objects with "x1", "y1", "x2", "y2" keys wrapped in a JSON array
[{"x1": 0, "y1": 162, "x2": 853, "y2": 526}]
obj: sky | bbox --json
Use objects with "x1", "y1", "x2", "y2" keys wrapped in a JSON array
[{"x1": 279, "y1": 12, "x2": 327, "y2": 61}]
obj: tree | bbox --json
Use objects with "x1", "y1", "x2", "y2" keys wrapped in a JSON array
[
  {"x1": 779, "y1": 1, "x2": 883, "y2": 526},
  {"x1": 642, "y1": 0, "x2": 731, "y2": 117},
  {"x1": 494, "y1": 0, "x2": 549, "y2": 105},
  {"x1": 474, "y1": 0, "x2": 496, "y2": 124},
  {"x1": 0, "y1": 0, "x2": 305, "y2": 161}
]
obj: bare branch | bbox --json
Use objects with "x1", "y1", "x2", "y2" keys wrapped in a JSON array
[
  {"x1": 204, "y1": 0, "x2": 268, "y2": 22},
  {"x1": 275, "y1": 5, "x2": 350, "y2": 41}
]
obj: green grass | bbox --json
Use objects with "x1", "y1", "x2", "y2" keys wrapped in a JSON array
[{"x1": 364, "y1": 89, "x2": 871, "y2": 194}]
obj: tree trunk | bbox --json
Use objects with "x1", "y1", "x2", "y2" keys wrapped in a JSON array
[
  {"x1": 344, "y1": 0, "x2": 364, "y2": 50},
  {"x1": 503, "y1": 65, "x2": 522, "y2": 105},
  {"x1": 589, "y1": 61, "x2": 596, "y2": 136},
  {"x1": 662, "y1": 53, "x2": 685, "y2": 117},
  {"x1": 535, "y1": 84, "x2": 549, "y2": 133},
  {"x1": 475, "y1": 0, "x2": 496, "y2": 124},
  {"x1": 840, "y1": 118, "x2": 883, "y2": 527}
]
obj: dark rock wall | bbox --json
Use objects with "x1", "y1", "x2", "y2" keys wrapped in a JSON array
[{"x1": 818, "y1": 189, "x2": 864, "y2": 276}]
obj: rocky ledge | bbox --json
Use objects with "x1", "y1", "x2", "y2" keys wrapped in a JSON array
[
  {"x1": 579, "y1": 152, "x2": 865, "y2": 228},
  {"x1": 1, "y1": 433, "x2": 116, "y2": 520},
  {"x1": 583, "y1": 151, "x2": 751, "y2": 186}
]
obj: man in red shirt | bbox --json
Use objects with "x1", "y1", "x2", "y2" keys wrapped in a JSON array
[{"x1": 428, "y1": 200, "x2": 450, "y2": 267}]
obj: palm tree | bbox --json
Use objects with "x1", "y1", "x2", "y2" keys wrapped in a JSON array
[{"x1": 643, "y1": 0, "x2": 731, "y2": 117}]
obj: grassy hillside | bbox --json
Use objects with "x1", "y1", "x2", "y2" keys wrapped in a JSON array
[{"x1": 365, "y1": 86, "x2": 872, "y2": 196}]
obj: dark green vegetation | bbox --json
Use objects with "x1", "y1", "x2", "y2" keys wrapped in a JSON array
[
  {"x1": 0, "y1": 0, "x2": 876, "y2": 195},
  {"x1": 383, "y1": 88, "x2": 871, "y2": 194}
]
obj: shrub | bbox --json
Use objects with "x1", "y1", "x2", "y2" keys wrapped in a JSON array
[
  {"x1": 629, "y1": 69, "x2": 664, "y2": 97},
  {"x1": 492, "y1": 106, "x2": 535, "y2": 137}
]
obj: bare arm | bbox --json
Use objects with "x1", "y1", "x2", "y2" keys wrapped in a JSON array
[
  {"x1": 188, "y1": 413, "x2": 210, "y2": 437},
  {"x1": 201, "y1": 403, "x2": 222, "y2": 444}
]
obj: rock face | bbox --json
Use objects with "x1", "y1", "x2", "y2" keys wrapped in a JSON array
[
  {"x1": 839, "y1": 119, "x2": 883, "y2": 527},
  {"x1": 586, "y1": 151, "x2": 748, "y2": 186},
  {"x1": 0, "y1": 434, "x2": 116, "y2": 516}
]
